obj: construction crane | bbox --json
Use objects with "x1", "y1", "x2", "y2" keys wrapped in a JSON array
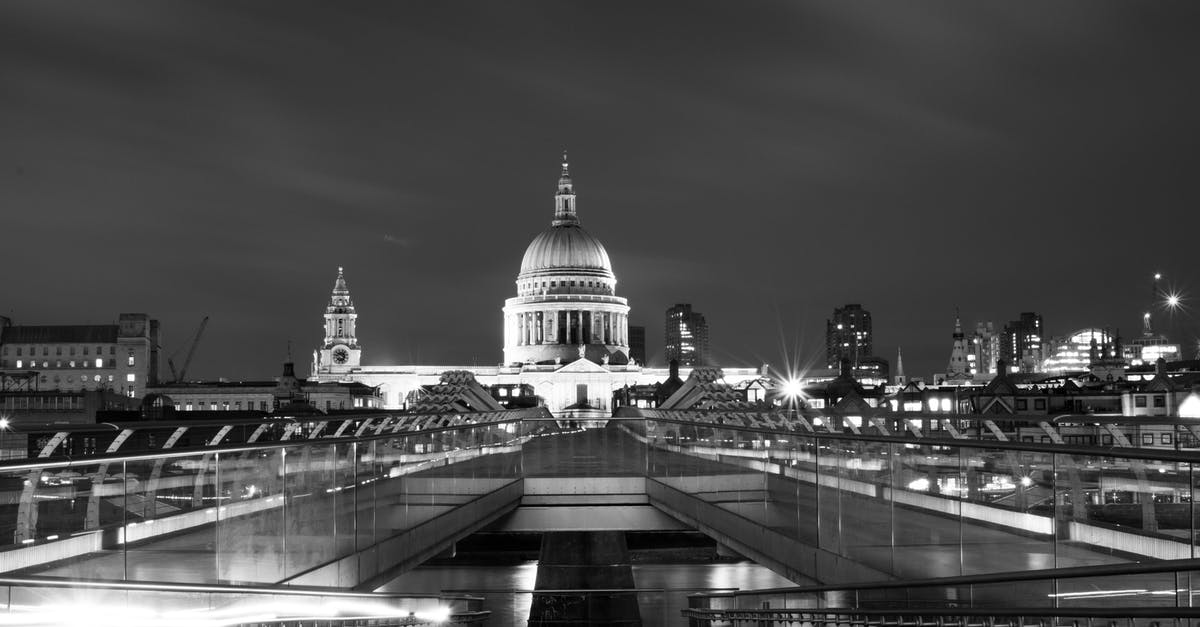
[{"x1": 166, "y1": 316, "x2": 209, "y2": 383}]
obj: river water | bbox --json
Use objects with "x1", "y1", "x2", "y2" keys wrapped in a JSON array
[{"x1": 378, "y1": 560, "x2": 805, "y2": 625}]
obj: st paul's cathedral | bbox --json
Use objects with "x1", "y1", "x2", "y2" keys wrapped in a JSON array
[{"x1": 310, "y1": 155, "x2": 763, "y2": 418}]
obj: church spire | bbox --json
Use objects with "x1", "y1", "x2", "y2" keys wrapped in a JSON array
[
  {"x1": 553, "y1": 150, "x2": 579, "y2": 227},
  {"x1": 947, "y1": 310, "x2": 969, "y2": 378}
]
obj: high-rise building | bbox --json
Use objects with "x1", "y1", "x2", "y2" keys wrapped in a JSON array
[
  {"x1": 826, "y1": 304, "x2": 872, "y2": 368},
  {"x1": 627, "y1": 325, "x2": 646, "y2": 366},
  {"x1": 969, "y1": 322, "x2": 999, "y2": 375},
  {"x1": 665, "y1": 304, "x2": 709, "y2": 366},
  {"x1": 1001, "y1": 312, "x2": 1043, "y2": 373}
]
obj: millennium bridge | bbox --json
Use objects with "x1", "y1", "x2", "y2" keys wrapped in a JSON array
[{"x1": 3, "y1": 407, "x2": 1200, "y2": 625}]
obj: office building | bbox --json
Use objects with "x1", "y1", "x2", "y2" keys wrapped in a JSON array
[
  {"x1": 825, "y1": 304, "x2": 872, "y2": 368},
  {"x1": 665, "y1": 304, "x2": 709, "y2": 367}
]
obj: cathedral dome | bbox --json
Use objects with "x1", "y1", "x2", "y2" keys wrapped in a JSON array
[{"x1": 519, "y1": 224, "x2": 614, "y2": 278}]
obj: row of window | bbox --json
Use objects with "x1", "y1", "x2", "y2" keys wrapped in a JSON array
[
  {"x1": 3, "y1": 345, "x2": 118, "y2": 357},
  {"x1": 173, "y1": 399, "x2": 361, "y2": 411},
  {"x1": 2, "y1": 355, "x2": 135, "y2": 369},
  {"x1": 519, "y1": 278, "x2": 612, "y2": 294},
  {"x1": 1134, "y1": 394, "x2": 1168, "y2": 408},
  {"x1": 6, "y1": 358, "x2": 116, "y2": 369},
  {"x1": 177, "y1": 401, "x2": 271, "y2": 411},
  {"x1": 1019, "y1": 432, "x2": 1195, "y2": 447},
  {"x1": 1, "y1": 396, "x2": 83, "y2": 411}
]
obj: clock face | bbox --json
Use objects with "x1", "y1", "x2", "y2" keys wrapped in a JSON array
[{"x1": 332, "y1": 347, "x2": 349, "y2": 364}]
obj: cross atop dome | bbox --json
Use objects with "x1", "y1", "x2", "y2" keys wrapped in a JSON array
[{"x1": 553, "y1": 150, "x2": 579, "y2": 226}]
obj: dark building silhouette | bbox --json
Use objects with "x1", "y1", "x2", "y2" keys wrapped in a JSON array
[
  {"x1": 1001, "y1": 312, "x2": 1043, "y2": 372},
  {"x1": 826, "y1": 304, "x2": 872, "y2": 368},
  {"x1": 627, "y1": 325, "x2": 646, "y2": 366},
  {"x1": 665, "y1": 304, "x2": 709, "y2": 366}
]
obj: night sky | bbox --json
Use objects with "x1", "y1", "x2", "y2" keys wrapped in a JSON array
[{"x1": 3, "y1": 1, "x2": 1199, "y2": 382}]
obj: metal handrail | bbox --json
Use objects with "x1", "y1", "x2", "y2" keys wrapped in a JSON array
[
  {"x1": 0, "y1": 574, "x2": 477, "y2": 601},
  {"x1": 0, "y1": 407, "x2": 550, "y2": 471},
  {"x1": 636, "y1": 414, "x2": 1200, "y2": 463},
  {"x1": 682, "y1": 606, "x2": 1200, "y2": 618},
  {"x1": 689, "y1": 558, "x2": 1200, "y2": 598}
]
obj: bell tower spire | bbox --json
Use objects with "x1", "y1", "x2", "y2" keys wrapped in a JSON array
[
  {"x1": 553, "y1": 150, "x2": 579, "y2": 226},
  {"x1": 315, "y1": 266, "x2": 361, "y2": 374}
]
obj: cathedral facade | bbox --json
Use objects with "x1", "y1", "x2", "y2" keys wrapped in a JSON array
[{"x1": 311, "y1": 156, "x2": 763, "y2": 417}]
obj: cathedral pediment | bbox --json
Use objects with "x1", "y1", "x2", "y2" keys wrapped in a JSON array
[{"x1": 554, "y1": 358, "x2": 611, "y2": 374}]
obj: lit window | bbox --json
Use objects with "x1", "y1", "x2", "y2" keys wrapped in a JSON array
[
  {"x1": 95, "y1": 358, "x2": 103, "y2": 368},
  {"x1": 15, "y1": 360, "x2": 21, "y2": 368},
  {"x1": 127, "y1": 354, "x2": 135, "y2": 367},
  {"x1": 94, "y1": 375, "x2": 101, "y2": 382},
  {"x1": 126, "y1": 374, "x2": 135, "y2": 382}
]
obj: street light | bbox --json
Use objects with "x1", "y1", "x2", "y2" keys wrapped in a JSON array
[{"x1": 0, "y1": 416, "x2": 10, "y2": 461}]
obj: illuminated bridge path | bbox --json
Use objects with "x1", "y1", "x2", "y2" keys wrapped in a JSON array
[{"x1": 2, "y1": 407, "x2": 1198, "y2": 620}]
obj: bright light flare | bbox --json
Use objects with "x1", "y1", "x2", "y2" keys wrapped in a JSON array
[{"x1": 781, "y1": 378, "x2": 804, "y2": 399}]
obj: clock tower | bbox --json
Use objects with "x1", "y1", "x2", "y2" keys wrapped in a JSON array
[{"x1": 314, "y1": 266, "x2": 361, "y2": 374}]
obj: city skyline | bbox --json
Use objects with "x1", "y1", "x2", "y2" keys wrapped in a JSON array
[{"x1": 3, "y1": 1, "x2": 1199, "y2": 381}]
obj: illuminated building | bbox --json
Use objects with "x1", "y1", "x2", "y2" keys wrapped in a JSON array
[
  {"x1": 1000, "y1": 312, "x2": 1043, "y2": 373},
  {"x1": 310, "y1": 155, "x2": 763, "y2": 416},
  {"x1": 1042, "y1": 328, "x2": 1114, "y2": 374},
  {"x1": 1127, "y1": 311, "x2": 1180, "y2": 366},
  {"x1": 665, "y1": 304, "x2": 709, "y2": 367},
  {"x1": 969, "y1": 321, "x2": 999, "y2": 375},
  {"x1": 0, "y1": 313, "x2": 159, "y2": 398},
  {"x1": 149, "y1": 362, "x2": 382, "y2": 413},
  {"x1": 825, "y1": 304, "x2": 872, "y2": 368},
  {"x1": 502, "y1": 155, "x2": 632, "y2": 367},
  {"x1": 853, "y1": 355, "x2": 890, "y2": 386}
]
